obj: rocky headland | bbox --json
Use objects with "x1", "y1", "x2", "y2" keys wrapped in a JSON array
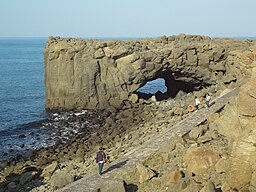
[{"x1": 0, "y1": 34, "x2": 256, "y2": 192}]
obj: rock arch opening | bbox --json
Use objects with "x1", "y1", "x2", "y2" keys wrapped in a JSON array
[
  {"x1": 136, "y1": 78, "x2": 167, "y2": 100},
  {"x1": 135, "y1": 70, "x2": 200, "y2": 101}
]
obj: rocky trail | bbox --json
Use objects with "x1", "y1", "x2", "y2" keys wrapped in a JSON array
[{"x1": 58, "y1": 89, "x2": 238, "y2": 192}]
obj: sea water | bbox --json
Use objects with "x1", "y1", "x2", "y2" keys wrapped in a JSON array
[
  {"x1": 0, "y1": 38, "x2": 48, "y2": 158},
  {"x1": 0, "y1": 38, "x2": 46, "y2": 132}
]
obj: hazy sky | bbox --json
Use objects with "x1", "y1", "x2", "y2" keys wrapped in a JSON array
[{"x1": 1, "y1": 0, "x2": 255, "y2": 38}]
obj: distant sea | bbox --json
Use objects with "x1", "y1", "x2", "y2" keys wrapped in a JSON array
[
  {"x1": 0, "y1": 38, "x2": 48, "y2": 158},
  {"x1": 0, "y1": 36, "x2": 255, "y2": 160}
]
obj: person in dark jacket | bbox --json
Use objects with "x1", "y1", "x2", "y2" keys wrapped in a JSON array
[{"x1": 96, "y1": 147, "x2": 106, "y2": 175}]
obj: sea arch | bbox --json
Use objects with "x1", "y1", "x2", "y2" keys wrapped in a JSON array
[{"x1": 44, "y1": 34, "x2": 243, "y2": 110}]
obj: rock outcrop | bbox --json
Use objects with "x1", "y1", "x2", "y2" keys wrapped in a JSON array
[
  {"x1": 44, "y1": 34, "x2": 255, "y2": 110},
  {"x1": 214, "y1": 78, "x2": 256, "y2": 191}
]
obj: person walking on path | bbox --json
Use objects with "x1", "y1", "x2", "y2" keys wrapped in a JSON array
[
  {"x1": 96, "y1": 147, "x2": 106, "y2": 175},
  {"x1": 205, "y1": 93, "x2": 211, "y2": 108},
  {"x1": 194, "y1": 96, "x2": 200, "y2": 110}
]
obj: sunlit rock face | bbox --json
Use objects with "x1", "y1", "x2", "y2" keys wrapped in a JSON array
[
  {"x1": 44, "y1": 34, "x2": 255, "y2": 110},
  {"x1": 214, "y1": 78, "x2": 256, "y2": 191}
]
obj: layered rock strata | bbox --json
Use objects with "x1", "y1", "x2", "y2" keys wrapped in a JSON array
[{"x1": 44, "y1": 34, "x2": 254, "y2": 110}]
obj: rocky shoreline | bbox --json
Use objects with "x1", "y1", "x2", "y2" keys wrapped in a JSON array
[
  {"x1": 1, "y1": 35, "x2": 256, "y2": 192},
  {"x1": 1, "y1": 80, "x2": 256, "y2": 192},
  {"x1": 0, "y1": 84, "x2": 221, "y2": 192},
  {"x1": 0, "y1": 109, "x2": 103, "y2": 162}
]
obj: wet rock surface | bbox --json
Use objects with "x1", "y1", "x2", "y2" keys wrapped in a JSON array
[{"x1": 0, "y1": 109, "x2": 103, "y2": 162}]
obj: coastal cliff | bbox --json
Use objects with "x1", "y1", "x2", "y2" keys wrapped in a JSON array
[{"x1": 44, "y1": 34, "x2": 254, "y2": 110}]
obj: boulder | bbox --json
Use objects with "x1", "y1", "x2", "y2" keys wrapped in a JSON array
[
  {"x1": 165, "y1": 169, "x2": 182, "y2": 187},
  {"x1": 197, "y1": 132, "x2": 213, "y2": 143},
  {"x1": 41, "y1": 161, "x2": 58, "y2": 178},
  {"x1": 19, "y1": 171, "x2": 38, "y2": 185},
  {"x1": 128, "y1": 94, "x2": 138, "y2": 104},
  {"x1": 215, "y1": 158, "x2": 228, "y2": 173},
  {"x1": 182, "y1": 182, "x2": 202, "y2": 192},
  {"x1": 189, "y1": 126, "x2": 204, "y2": 140},
  {"x1": 198, "y1": 53, "x2": 209, "y2": 68},
  {"x1": 213, "y1": 48, "x2": 226, "y2": 62},
  {"x1": 237, "y1": 78, "x2": 256, "y2": 117},
  {"x1": 215, "y1": 105, "x2": 242, "y2": 139},
  {"x1": 200, "y1": 181, "x2": 215, "y2": 192},
  {"x1": 251, "y1": 170, "x2": 256, "y2": 188},
  {"x1": 209, "y1": 61, "x2": 225, "y2": 72},
  {"x1": 183, "y1": 147, "x2": 220, "y2": 176},
  {"x1": 112, "y1": 46, "x2": 129, "y2": 59},
  {"x1": 222, "y1": 74, "x2": 237, "y2": 84},
  {"x1": 7, "y1": 182, "x2": 17, "y2": 190},
  {"x1": 94, "y1": 48, "x2": 105, "y2": 59},
  {"x1": 100, "y1": 179, "x2": 125, "y2": 192},
  {"x1": 223, "y1": 129, "x2": 256, "y2": 191},
  {"x1": 50, "y1": 168, "x2": 74, "y2": 190},
  {"x1": 166, "y1": 178, "x2": 188, "y2": 192},
  {"x1": 136, "y1": 163, "x2": 156, "y2": 183}
]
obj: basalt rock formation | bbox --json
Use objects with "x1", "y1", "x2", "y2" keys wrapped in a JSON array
[{"x1": 44, "y1": 34, "x2": 254, "y2": 110}]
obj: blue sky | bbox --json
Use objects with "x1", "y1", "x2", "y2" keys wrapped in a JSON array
[{"x1": 1, "y1": 0, "x2": 255, "y2": 37}]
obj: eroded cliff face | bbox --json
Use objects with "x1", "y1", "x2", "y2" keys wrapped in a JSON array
[{"x1": 44, "y1": 34, "x2": 255, "y2": 110}]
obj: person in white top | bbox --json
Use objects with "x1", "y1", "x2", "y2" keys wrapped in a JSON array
[
  {"x1": 194, "y1": 96, "x2": 200, "y2": 110},
  {"x1": 205, "y1": 93, "x2": 211, "y2": 107}
]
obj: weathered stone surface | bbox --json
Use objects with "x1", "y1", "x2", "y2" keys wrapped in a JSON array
[
  {"x1": 122, "y1": 163, "x2": 157, "y2": 184},
  {"x1": 128, "y1": 94, "x2": 138, "y2": 104},
  {"x1": 215, "y1": 105, "x2": 242, "y2": 139},
  {"x1": 41, "y1": 161, "x2": 58, "y2": 178},
  {"x1": 251, "y1": 170, "x2": 256, "y2": 188},
  {"x1": 182, "y1": 184, "x2": 202, "y2": 192},
  {"x1": 183, "y1": 147, "x2": 220, "y2": 176},
  {"x1": 207, "y1": 113, "x2": 219, "y2": 123},
  {"x1": 44, "y1": 35, "x2": 254, "y2": 110},
  {"x1": 200, "y1": 180, "x2": 215, "y2": 192},
  {"x1": 136, "y1": 163, "x2": 156, "y2": 183},
  {"x1": 237, "y1": 78, "x2": 256, "y2": 117},
  {"x1": 100, "y1": 179, "x2": 125, "y2": 192},
  {"x1": 166, "y1": 178, "x2": 188, "y2": 192},
  {"x1": 208, "y1": 79, "x2": 256, "y2": 191},
  {"x1": 223, "y1": 129, "x2": 256, "y2": 191},
  {"x1": 19, "y1": 171, "x2": 38, "y2": 185},
  {"x1": 93, "y1": 48, "x2": 105, "y2": 59},
  {"x1": 165, "y1": 169, "x2": 182, "y2": 186},
  {"x1": 189, "y1": 126, "x2": 204, "y2": 140},
  {"x1": 50, "y1": 168, "x2": 74, "y2": 190},
  {"x1": 215, "y1": 158, "x2": 228, "y2": 173},
  {"x1": 223, "y1": 73, "x2": 237, "y2": 84},
  {"x1": 7, "y1": 182, "x2": 16, "y2": 190}
]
